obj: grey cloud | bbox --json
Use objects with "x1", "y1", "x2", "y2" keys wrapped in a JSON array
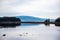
[{"x1": 0, "y1": 0, "x2": 30, "y2": 6}]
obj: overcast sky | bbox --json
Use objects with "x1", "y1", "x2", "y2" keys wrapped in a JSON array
[{"x1": 0, "y1": 0, "x2": 60, "y2": 19}]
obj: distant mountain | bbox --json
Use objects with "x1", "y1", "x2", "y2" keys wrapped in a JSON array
[
  {"x1": 50, "y1": 19, "x2": 55, "y2": 22},
  {"x1": 16, "y1": 16, "x2": 46, "y2": 22}
]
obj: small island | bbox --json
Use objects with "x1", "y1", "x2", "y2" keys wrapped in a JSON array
[{"x1": 55, "y1": 17, "x2": 60, "y2": 26}]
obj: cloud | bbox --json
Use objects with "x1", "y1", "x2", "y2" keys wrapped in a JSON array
[{"x1": 0, "y1": 0, "x2": 60, "y2": 18}]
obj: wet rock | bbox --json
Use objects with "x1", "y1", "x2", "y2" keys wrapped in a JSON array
[
  {"x1": 2, "y1": 34, "x2": 6, "y2": 36},
  {"x1": 19, "y1": 34, "x2": 22, "y2": 36},
  {"x1": 26, "y1": 33, "x2": 28, "y2": 34}
]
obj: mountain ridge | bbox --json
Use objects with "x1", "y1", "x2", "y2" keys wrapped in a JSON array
[{"x1": 16, "y1": 16, "x2": 46, "y2": 22}]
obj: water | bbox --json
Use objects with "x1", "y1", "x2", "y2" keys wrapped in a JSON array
[{"x1": 0, "y1": 24, "x2": 60, "y2": 40}]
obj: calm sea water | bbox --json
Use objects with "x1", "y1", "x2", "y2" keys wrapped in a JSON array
[{"x1": 0, "y1": 24, "x2": 60, "y2": 40}]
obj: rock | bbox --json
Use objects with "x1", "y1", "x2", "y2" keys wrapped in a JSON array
[{"x1": 2, "y1": 34, "x2": 6, "y2": 36}]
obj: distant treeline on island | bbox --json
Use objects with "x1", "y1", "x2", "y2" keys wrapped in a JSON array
[{"x1": 0, "y1": 16, "x2": 60, "y2": 28}]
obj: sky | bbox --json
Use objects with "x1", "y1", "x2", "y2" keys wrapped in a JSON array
[{"x1": 0, "y1": 0, "x2": 60, "y2": 19}]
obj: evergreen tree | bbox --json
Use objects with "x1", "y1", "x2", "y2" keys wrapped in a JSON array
[
  {"x1": 44, "y1": 19, "x2": 50, "y2": 26},
  {"x1": 55, "y1": 17, "x2": 60, "y2": 26}
]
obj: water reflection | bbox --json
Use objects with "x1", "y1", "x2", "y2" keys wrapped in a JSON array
[
  {"x1": 0, "y1": 24, "x2": 60, "y2": 40},
  {"x1": 0, "y1": 23, "x2": 41, "y2": 28}
]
